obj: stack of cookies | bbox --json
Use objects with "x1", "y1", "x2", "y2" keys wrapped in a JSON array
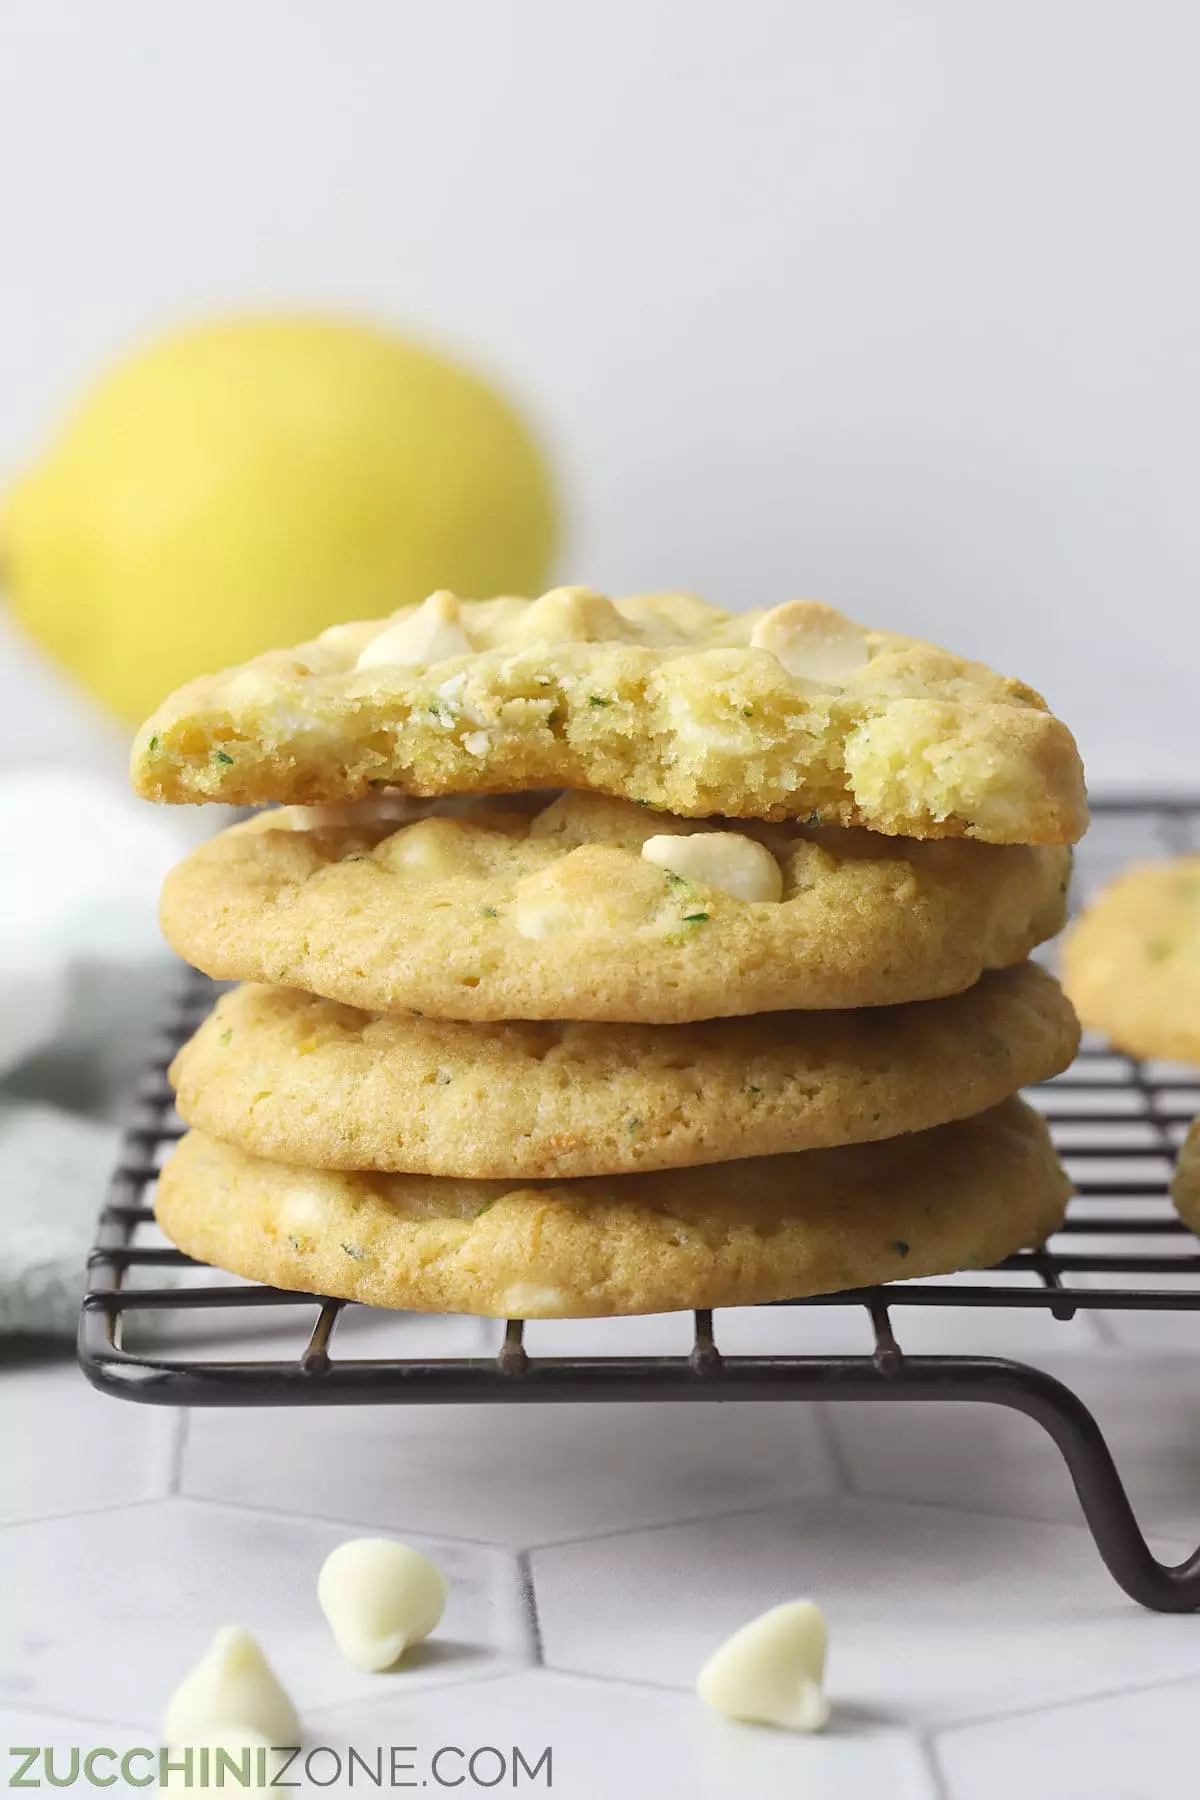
[{"x1": 133, "y1": 588, "x2": 1086, "y2": 1319}]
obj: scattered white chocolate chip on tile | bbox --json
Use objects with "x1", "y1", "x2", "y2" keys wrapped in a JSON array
[
  {"x1": 318, "y1": 1538, "x2": 448, "y2": 1672},
  {"x1": 355, "y1": 590, "x2": 471, "y2": 670},
  {"x1": 750, "y1": 600, "x2": 869, "y2": 687},
  {"x1": 697, "y1": 1600, "x2": 830, "y2": 1732},
  {"x1": 158, "y1": 1728, "x2": 280, "y2": 1795},
  {"x1": 642, "y1": 831, "x2": 784, "y2": 902},
  {"x1": 163, "y1": 1625, "x2": 300, "y2": 1747}
]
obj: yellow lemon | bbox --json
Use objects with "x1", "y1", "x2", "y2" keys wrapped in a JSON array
[{"x1": 0, "y1": 315, "x2": 558, "y2": 723}]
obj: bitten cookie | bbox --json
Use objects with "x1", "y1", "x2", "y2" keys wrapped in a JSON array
[
  {"x1": 170, "y1": 964, "x2": 1079, "y2": 1178},
  {"x1": 132, "y1": 588, "x2": 1087, "y2": 845},
  {"x1": 1062, "y1": 858, "x2": 1200, "y2": 1063},
  {"x1": 154, "y1": 1099, "x2": 1070, "y2": 1318},
  {"x1": 160, "y1": 792, "x2": 1072, "y2": 1023}
]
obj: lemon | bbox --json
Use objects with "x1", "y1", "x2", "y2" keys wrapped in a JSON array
[{"x1": 0, "y1": 315, "x2": 558, "y2": 723}]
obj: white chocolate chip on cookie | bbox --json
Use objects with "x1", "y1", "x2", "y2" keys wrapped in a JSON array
[
  {"x1": 318, "y1": 1539, "x2": 448, "y2": 1673},
  {"x1": 750, "y1": 600, "x2": 869, "y2": 687},
  {"x1": 163, "y1": 1626, "x2": 300, "y2": 1746},
  {"x1": 380, "y1": 818, "x2": 475, "y2": 880},
  {"x1": 356, "y1": 591, "x2": 471, "y2": 671},
  {"x1": 507, "y1": 585, "x2": 627, "y2": 647},
  {"x1": 513, "y1": 891, "x2": 577, "y2": 940},
  {"x1": 697, "y1": 1600, "x2": 830, "y2": 1732},
  {"x1": 280, "y1": 796, "x2": 416, "y2": 831},
  {"x1": 642, "y1": 831, "x2": 784, "y2": 902}
]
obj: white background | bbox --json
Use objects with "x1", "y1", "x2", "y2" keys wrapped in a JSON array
[{"x1": 0, "y1": 0, "x2": 1196, "y2": 786}]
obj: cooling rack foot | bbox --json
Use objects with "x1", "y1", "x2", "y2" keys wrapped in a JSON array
[{"x1": 854, "y1": 1356, "x2": 1200, "y2": 1613}]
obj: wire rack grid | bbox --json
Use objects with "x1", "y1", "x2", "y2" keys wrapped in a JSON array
[{"x1": 79, "y1": 797, "x2": 1200, "y2": 1612}]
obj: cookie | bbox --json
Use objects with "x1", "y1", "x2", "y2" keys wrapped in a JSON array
[
  {"x1": 132, "y1": 588, "x2": 1087, "y2": 845},
  {"x1": 154, "y1": 1098, "x2": 1070, "y2": 1318},
  {"x1": 1061, "y1": 858, "x2": 1200, "y2": 1063},
  {"x1": 170, "y1": 964, "x2": 1079, "y2": 1178},
  {"x1": 160, "y1": 792, "x2": 1071, "y2": 1023},
  {"x1": 1171, "y1": 1119, "x2": 1200, "y2": 1231}
]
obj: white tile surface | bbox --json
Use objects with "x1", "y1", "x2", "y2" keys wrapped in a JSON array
[
  {"x1": 0, "y1": 1499, "x2": 529, "y2": 1728},
  {"x1": 934, "y1": 1674, "x2": 1200, "y2": 1799},
  {"x1": 829, "y1": 1353, "x2": 1200, "y2": 1540},
  {"x1": 0, "y1": 1350, "x2": 177, "y2": 1524},
  {"x1": 309, "y1": 1670, "x2": 938, "y2": 1799},
  {"x1": 532, "y1": 1497, "x2": 1200, "y2": 1727},
  {"x1": 181, "y1": 1398, "x2": 838, "y2": 1546}
]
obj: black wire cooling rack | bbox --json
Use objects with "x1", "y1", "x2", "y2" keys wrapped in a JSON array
[{"x1": 79, "y1": 797, "x2": 1200, "y2": 1613}]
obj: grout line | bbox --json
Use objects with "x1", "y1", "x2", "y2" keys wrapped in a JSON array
[
  {"x1": 919, "y1": 1729, "x2": 954, "y2": 1799},
  {"x1": 305, "y1": 1661, "x2": 527, "y2": 1724},
  {"x1": 537, "y1": 1661, "x2": 692, "y2": 1699},
  {"x1": 168, "y1": 1487, "x2": 511, "y2": 1552},
  {"x1": 814, "y1": 1401, "x2": 856, "y2": 1493},
  {"x1": 165, "y1": 1407, "x2": 190, "y2": 1495},
  {"x1": 926, "y1": 1658, "x2": 1200, "y2": 1741},
  {"x1": 0, "y1": 1492, "x2": 174, "y2": 1535},
  {"x1": 515, "y1": 1549, "x2": 545, "y2": 1666},
  {"x1": 519, "y1": 1490, "x2": 828, "y2": 1555},
  {"x1": 0, "y1": 1697, "x2": 156, "y2": 1734}
]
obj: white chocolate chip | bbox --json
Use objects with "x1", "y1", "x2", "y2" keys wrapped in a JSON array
[
  {"x1": 277, "y1": 1183, "x2": 333, "y2": 1234},
  {"x1": 502, "y1": 1283, "x2": 570, "y2": 1315},
  {"x1": 697, "y1": 1600, "x2": 830, "y2": 1732},
  {"x1": 641, "y1": 832, "x2": 784, "y2": 902},
  {"x1": 383, "y1": 818, "x2": 470, "y2": 879},
  {"x1": 507, "y1": 586, "x2": 627, "y2": 647},
  {"x1": 158, "y1": 1729, "x2": 280, "y2": 1795},
  {"x1": 750, "y1": 600, "x2": 868, "y2": 688},
  {"x1": 317, "y1": 620, "x2": 364, "y2": 653},
  {"x1": 162, "y1": 1626, "x2": 300, "y2": 1747},
  {"x1": 437, "y1": 673, "x2": 491, "y2": 726},
  {"x1": 355, "y1": 591, "x2": 471, "y2": 671},
  {"x1": 280, "y1": 797, "x2": 415, "y2": 831},
  {"x1": 224, "y1": 669, "x2": 283, "y2": 704},
  {"x1": 318, "y1": 1539, "x2": 448, "y2": 1673},
  {"x1": 513, "y1": 892, "x2": 577, "y2": 940},
  {"x1": 461, "y1": 730, "x2": 491, "y2": 758}
]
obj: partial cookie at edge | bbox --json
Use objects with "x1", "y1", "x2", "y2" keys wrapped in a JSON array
[
  {"x1": 1171, "y1": 1120, "x2": 1200, "y2": 1232},
  {"x1": 1062, "y1": 858, "x2": 1200, "y2": 1063}
]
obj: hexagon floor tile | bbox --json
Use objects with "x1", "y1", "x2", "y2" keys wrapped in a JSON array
[
  {"x1": 531, "y1": 1496, "x2": 1200, "y2": 1726},
  {"x1": 0, "y1": 1348, "x2": 177, "y2": 1525},
  {"x1": 181, "y1": 1397, "x2": 837, "y2": 1545},
  {"x1": 0, "y1": 1498, "x2": 529, "y2": 1728},
  {"x1": 934, "y1": 1673, "x2": 1200, "y2": 1798},
  {"x1": 308, "y1": 1670, "x2": 937, "y2": 1799},
  {"x1": 828, "y1": 1351, "x2": 1200, "y2": 1540}
]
